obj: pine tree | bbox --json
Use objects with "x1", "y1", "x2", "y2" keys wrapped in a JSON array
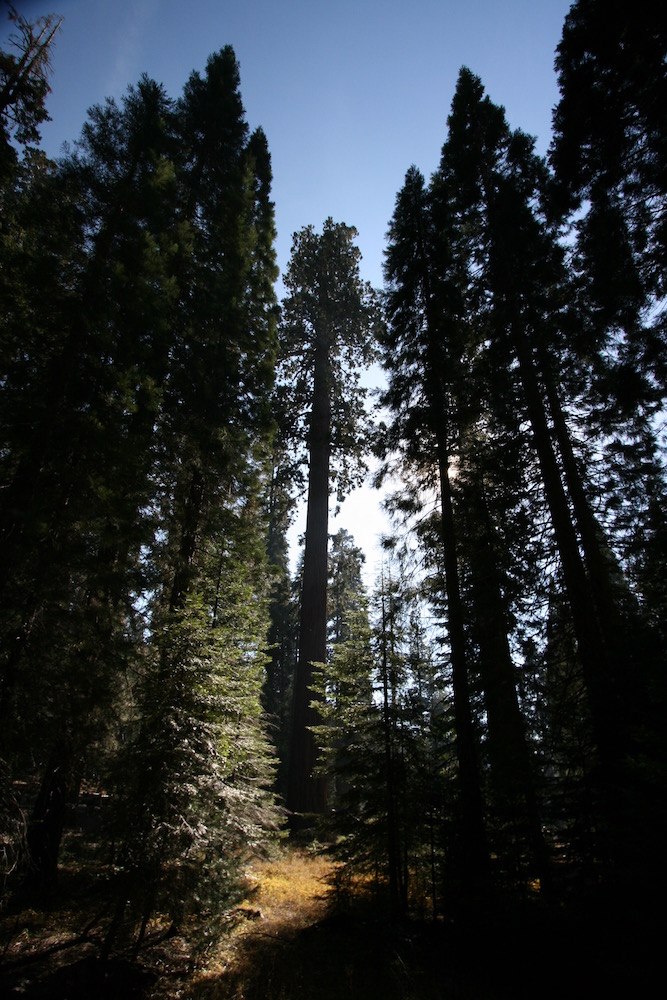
[
  {"x1": 437, "y1": 65, "x2": 664, "y2": 878},
  {"x1": 328, "y1": 528, "x2": 366, "y2": 650},
  {"x1": 314, "y1": 553, "x2": 454, "y2": 917},
  {"x1": 103, "y1": 529, "x2": 280, "y2": 958},
  {"x1": 441, "y1": 69, "x2": 619, "y2": 790},
  {"x1": 455, "y1": 441, "x2": 550, "y2": 889},
  {"x1": 551, "y1": 0, "x2": 666, "y2": 328},
  {"x1": 550, "y1": 1, "x2": 667, "y2": 729},
  {"x1": 310, "y1": 594, "x2": 381, "y2": 897},
  {"x1": 551, "y1": 1, "x2": 667, "y2": 888}
]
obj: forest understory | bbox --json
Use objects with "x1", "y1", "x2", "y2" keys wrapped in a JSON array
[{"x1": 0, "y1": 833, "x2": 659, "y2": 1000}]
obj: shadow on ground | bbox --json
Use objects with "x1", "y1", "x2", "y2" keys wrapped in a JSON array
[{"x1": 190, "y1": 897, "x2": 656, "y2": 1000}]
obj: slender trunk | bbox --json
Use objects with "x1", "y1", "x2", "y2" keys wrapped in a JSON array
[
  {"x1": 0, "y1": 312, "x2": 89, "y2": 726},
  {"x1": 482, "y1": 171, "x2": 622, "y2": 783},
  {"x1": 0, "y1": 16, "x2": 63, "y2": 116},
  {"x1": 437, "y1": 445, "x2": 489, "y2": 879},
  {"x1": 536, "y1": 352, "x2": 665, "y2": 872},
  {"x1": 539, "y1": 352, "x2": 641, "y2": 694},
  {"x1": 379, "y1": 582, "x2": 400, "y2": 907},
  {"x1": 25, "y1": 755, "x2": 72, "y2": 886},
  {"x1": 131, "y1": 908, "x2": 152, "y2": 960},
  {"x1": 412, "y1": 196, "x2": 488, "y2": 882},
  {"x1": 169, "y1": 466, "x2": 205, "y2": 613},
  {"x1": 429, "y1": 807, "x2": 438, "y2": 919},
  {"x1": 466, "y1": 477, "x2": 551, "y2": 891},
  {"x1": 511, "y1": 323, "x2": 620, "y2": 781},
  {"x1": 0, "y1": 613, "x2": 34, "y2": 732},
  {"x1": 99, "y1": 896, "x2": 126, "y2": 964}
]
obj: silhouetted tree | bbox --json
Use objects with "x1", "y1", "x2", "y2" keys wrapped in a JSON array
[{"x1": 280, "y1": 219, "x2": 378, "y2": 824}]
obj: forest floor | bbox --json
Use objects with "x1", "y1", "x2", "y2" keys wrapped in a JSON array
[
  {"x1": 0, "y1": 843, "x2": 660, "y2": 999},
  {"x1": 1, "y1": 845, "x2": 340, "y2": 1000}
]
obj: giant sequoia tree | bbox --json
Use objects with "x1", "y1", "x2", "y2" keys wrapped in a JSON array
[{"x1": 279, "y1": 219, "x2": 378, "y2": 823}]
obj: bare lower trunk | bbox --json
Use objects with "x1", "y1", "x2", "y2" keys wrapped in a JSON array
[
  {"x1": 512, "y1": 326, "x2": 619, "y2": 782},
  {"x1": 437, "y1": 447, "x2": 489, "y2": 881},
  {"x1": 466, "y1": 478, "x2": 551, "y2": 891},
  {"x1": 26, "y1": 755, "x2": 74, "y2": 886},
  {"x1": 287, "y1": 333, "x2": 330, "y2": 825}
]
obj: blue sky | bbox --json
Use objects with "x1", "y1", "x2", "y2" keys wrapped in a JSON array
[
  {"x1": 4, "y1": 0, "x2": 574, "y2": 578},
  {"x1": 7, "y1": 0, "x2": 572, "y2": 289}
]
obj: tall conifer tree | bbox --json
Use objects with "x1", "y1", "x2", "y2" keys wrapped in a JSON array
[
  {"x1": 279, "y1": 219, "x2": 378, "y2": 823},
  {"x1": 382, "y1": 165, "x2": 488, "y2": 881},
  {"x1": 1, "y1": 43, "x2": 282, "y2": 912}
]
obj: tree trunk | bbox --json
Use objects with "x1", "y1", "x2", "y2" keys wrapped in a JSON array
[
  {"x1": 437, "y1": 445, "x2": 489, "y2": 881},
  {"x1": 465, "y1": 477, "x2": 551, "y2": 891},
  {"x1": 287, "y1": 331, "x2": 330, "y2": 825},
  {"x1": 26, "y1": 754, "x2": 73, "y2": 886},
  {"x1": 412, "y1": 193, "x2": 488, "y2": 883},
  {"x1": 379, "y1": 581, "x2": 401, "y2": 909},
  {"x1": 482, "y1": 163, "x2": 622, "y2": 788},
  {"x1": 169, "y1": 466, "x2": 205, "y2": 613},
  {"x1": 511, "y1": 323, "x2": 620, "y2": 784},
  {"x1": 539, "y1": 351, "x2": 644, "y2": 706}
]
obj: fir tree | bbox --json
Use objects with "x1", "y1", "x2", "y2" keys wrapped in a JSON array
[{"x1": 381, "y1": 164, "x2": 488, "y2": 884}]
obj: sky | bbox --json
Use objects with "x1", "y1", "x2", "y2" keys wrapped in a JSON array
[{"x1": 4, "y1": 0, "x2": 574, "y2": 584}]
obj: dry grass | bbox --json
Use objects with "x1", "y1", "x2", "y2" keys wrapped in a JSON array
[
  {"x1": 187, "y1": 848, "x2": 454, "y2": 1000},
  {"x1": 186, "y1": 848, "x2": 658, "y2": 1000},
  {"x1": 0, "y1": 846, "x2": 340, "y2": 998},
  {"x1": 191, "y1": 847, "x2": 337, "y2": 996},
  {"x1": 242, "y1": 847, "x2": 336, "y2": 930}
]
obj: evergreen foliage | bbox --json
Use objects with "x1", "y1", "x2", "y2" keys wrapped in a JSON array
[
  {"x1": 0, "y1": 4, "x2": 62, "y2": 179},
  {"x1": 279, "y1": 220, "x2": 379, "y2": 822},
  {"x1": 1, "y1": 0, "x2": 665, "y2": 969},
  {"x1": 313, "y1": 556, "x2": 452, "y2": 917},
  {"x1": 377, "y1": 46, "x2": 666, "y2": 902},
  {"x1": 0, "y1": 28, "x2": 282, "y2": 949}
]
